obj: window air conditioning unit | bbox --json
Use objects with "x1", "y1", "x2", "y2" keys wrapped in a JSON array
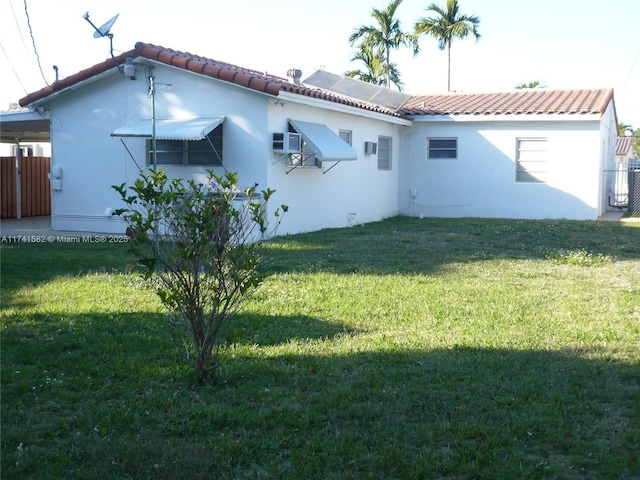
[
  {"x1": 273, "y1": 132, "x2": 302, "y2": 153},
  {"x1": 364, "y1": 141, "x2": 377, "y2": 155}
]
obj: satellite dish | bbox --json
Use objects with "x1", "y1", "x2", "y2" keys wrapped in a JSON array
[
  {"x1": 83, "y1": 12, "x2": 119, "y2": 38},
  {"x1": 94, "y1": 13, "x2": 119, "y2": 38},
  {"x1": 83, "y1": 11, "x2": 127, "y2": 75}
]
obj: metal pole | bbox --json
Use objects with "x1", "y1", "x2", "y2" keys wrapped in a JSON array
[
  {"x1": 150, "y1": 75, "x2": 157, "y2": 170},
  {"x1": 149, "y1": 74, "x2": 160, "y2": 250},
  {"x1": 15, "y1": 140, "x2": 22, "y2": 219}
]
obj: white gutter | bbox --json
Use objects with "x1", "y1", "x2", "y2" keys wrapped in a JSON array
[
  {"x1": 26, "y1": 68, "x2": 118, "y2": 109},
  {"x1": 410, "y1": 113, "x2": 603, "y2": 123}
]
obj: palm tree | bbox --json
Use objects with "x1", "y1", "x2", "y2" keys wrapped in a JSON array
[
  {"x1": 515, "y1": 80, "x2": 546, "y2": 89},
  {"x1": 348, "y1": 0, "x2": 418, "y2": 89},
  {"x1": 345, "y1": 45, "x2": 405, "y2": 90},
  {"x1": 414, "y1": 0, "x2": 480, "y2": 92},
  {"x1": 617, "y1": 123, "x2": 634, "y2": 136}
]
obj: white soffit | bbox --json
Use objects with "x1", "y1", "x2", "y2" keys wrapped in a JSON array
[{"x1": 111, "y1": 117, "x2": 225, "y2": 141}]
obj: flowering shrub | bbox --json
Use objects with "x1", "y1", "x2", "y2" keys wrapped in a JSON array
[{"x1": 113, "y1": 169, "x2": 287, "y2": 383}]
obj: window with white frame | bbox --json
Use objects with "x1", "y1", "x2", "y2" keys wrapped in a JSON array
[
  {"x1": 339, "y1": 129, "x2": 352, "y2": 145},
  {"x1": 377, "y1": 135, "x2": 392, "y2": 170},
  {"x1": 148, "y1": 125, "x2": 223, "y2": 166},
  {"x1": 516, "y1": 138, "x2": 548, "y2": 183},
  {"x1": 428, "y1": 138, "x2": 457, "y2": 159}
]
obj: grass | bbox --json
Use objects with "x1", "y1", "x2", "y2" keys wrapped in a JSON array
[{"x1": 2, "y1": 217, "x2": 639, "y2": 479}]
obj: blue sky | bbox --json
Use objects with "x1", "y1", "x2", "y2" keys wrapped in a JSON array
[{"x1": 2, "y1": 0, "x2": 639, "y2": 127}]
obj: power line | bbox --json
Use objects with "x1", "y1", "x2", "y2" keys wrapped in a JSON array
[
  {"x1": 9, "y1": 0, "x2": 29, "y2": 54},
  {"x1": 0, "y1": 41, "x2": 29, "y2": 96},
  {"x1": 23, "y1": 0, "x2": 50, "y2": 86}
]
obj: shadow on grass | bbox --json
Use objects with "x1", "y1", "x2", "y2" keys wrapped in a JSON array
[
  {"x1": 2, "y1": 218, "x2": 639, "y2": 296},
  {"x1": 2, "y1": 308, "x2": 639, "y2": 479},
  {"x1": 261, "y1": 216, "x2": 640, "y2": 276},
  {"x1": 0, "y1": 242, "x2": 135, "y2": 291}
]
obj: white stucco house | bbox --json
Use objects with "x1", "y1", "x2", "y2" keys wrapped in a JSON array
[
  {"x1": 400, "y1": 90, "x2": 617, "y2": 220},
  {"x1": 0, "y1": 42, "x2": 618, "y2": 234}
]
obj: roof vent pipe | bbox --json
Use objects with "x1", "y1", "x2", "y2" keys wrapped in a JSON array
[{"x1": 287, "y1": 69, "x2": 302, "y2": 85}]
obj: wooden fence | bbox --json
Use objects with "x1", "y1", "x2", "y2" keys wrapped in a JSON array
[{"x1": 0, "y1": 156, "x2": 51, "y2": 218}]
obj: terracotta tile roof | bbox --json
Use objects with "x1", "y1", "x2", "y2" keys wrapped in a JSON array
[
  {"x1": 400, "y1": 88, "x2": 614, "y2": 117},
  {"x1": 616, "y1": 136, "x2": 634, "y2": 156},
  {"x1": 19, "y1": 42, "x2": 406, "y2": 119}
]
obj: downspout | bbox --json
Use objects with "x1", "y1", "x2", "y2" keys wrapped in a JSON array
[{"x1": 404, "y1": 130, "x2": 418, "y2": 217}]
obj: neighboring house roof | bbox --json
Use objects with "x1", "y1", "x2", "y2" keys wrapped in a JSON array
[
  {"x1": 616, "y1": 136, "x2": 634, "y2": 156},
  {"x1": 401, "y1": 88, "x2": 614, "y2": 117},
  {"x1": 19, "y1": 42, "x2": 407, "y2": 119}
]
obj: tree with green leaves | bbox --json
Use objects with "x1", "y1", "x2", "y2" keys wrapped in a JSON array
[
  {"x1": 618, "y1": 123, "x2": 634, "y2": 136},
  {"x1": 633, "y1": 128, "x2": 640, "y2": 159},
  {"x1": 113, "y1": 170, "x2": 287, "y2": 383},
  {"x1": 515, "y1": 80, "x2": 547, "y2": 89},
  {"x1": 348, "y1": 0, "x2": 418, "y2": 89},
  {"x1": 345, "y1": 44, "x2": 404, "y2": 90},
  {"x1": 414, "y1": 0, "x2": 480, "y2": 92}
]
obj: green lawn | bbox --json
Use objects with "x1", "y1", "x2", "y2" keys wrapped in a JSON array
[{"x1": 2, "y1": 217, "x2": 639, "y2": 479}]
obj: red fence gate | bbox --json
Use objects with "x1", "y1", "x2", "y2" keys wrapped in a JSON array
[{"x1": 0, "y1": 156, "x2": 51, "y2": 219}]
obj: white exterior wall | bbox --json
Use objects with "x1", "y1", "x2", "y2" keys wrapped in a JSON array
[
  {"x1": 46, "y1": 65, "x2": 404, "y2": 235},
  {"x1": 400, "y1": 116, "x2": 606, "y2": 220},
  {"x1": 48, "y1": 75, "x2": 131, "y2": 233},
  {"x1": 48, "y1": 66, "x2": 271, "y2": 233},
  {"x1": 598, "y1": 101, "x2": 618, "y2": 215},
  {"x1": 266, "y1": 99, "x2": 403, "y2": 234}
]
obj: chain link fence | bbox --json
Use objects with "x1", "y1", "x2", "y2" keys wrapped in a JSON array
[{"x1": 630, "y1": 168, "x2": 640, "y2": 217}]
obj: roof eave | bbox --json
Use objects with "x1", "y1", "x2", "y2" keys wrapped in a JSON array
[
  {"x1": 409, "y1": 112, "x2": 606, "y2": 123},
  {"x1": 20, "y1": 51, "x2": 132, "y2": 107},
  {"x1": 23, "y1": 68, "x2": 120, "y2": 108}
]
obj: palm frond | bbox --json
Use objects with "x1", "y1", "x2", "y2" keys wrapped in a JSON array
[
  {"x1": 346, "y1": 0, "x2": 414, "y2": 88},
  {"x1": 414, "y1": 0, "x2": 481, "y2": 90}
]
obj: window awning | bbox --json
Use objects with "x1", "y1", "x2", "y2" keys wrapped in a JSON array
[
  {"x1": 111, "y1": 117, "x2": 225, "y2": 141},
  {"x1": 289, "y1": 119, "x2": 357, "y2": 161}
]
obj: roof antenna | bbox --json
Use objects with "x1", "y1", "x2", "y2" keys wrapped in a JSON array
[{"x1": 83, "y1": 12, "x2": 123, "y2": 73}]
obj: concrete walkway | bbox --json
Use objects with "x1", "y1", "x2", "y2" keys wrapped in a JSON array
[
  {"x1": 1, "y1": 216, "x2": 53, "y2": 237},
  {"x1": 0, "y1": 216, "x2": 106, "y2": 238},
  {"x1": 597, "y1": 211, "x2": 640, "y2": 223}
]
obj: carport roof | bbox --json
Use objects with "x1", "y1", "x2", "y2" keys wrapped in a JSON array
[{"x1": 0, "y1": 110, "x2": 50, "y2": 143}]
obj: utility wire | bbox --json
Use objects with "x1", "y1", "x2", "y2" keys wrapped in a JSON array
[
  {"x1": 9, "y1": 0, "x2": 29, "y2": 54},
  {"x1": 23, "y1": 0, "x2": 50, "y2": 86},
  {"x1": 0, "y1": 41, "x2": 29, "y2": 96}
]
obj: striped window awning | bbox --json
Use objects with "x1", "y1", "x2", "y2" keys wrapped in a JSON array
[{"x1": 111, "y1": 117, "x2": 225, "y2": 141}]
